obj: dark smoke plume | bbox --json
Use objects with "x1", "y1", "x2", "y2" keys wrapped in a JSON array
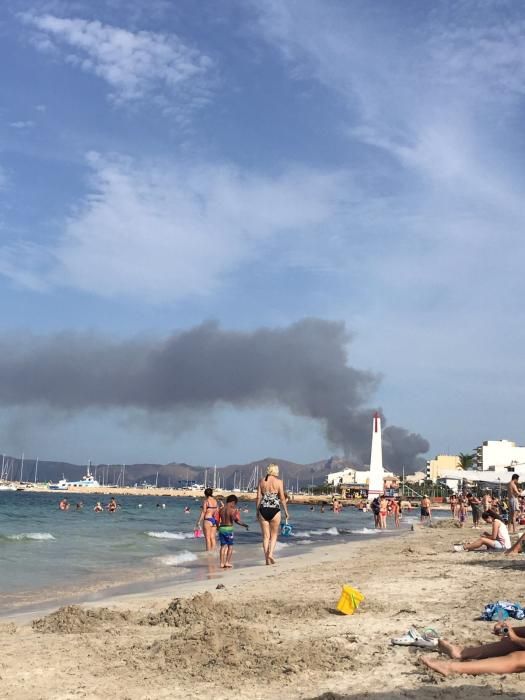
[{"x1": 0, "y1": 319, "x2": 428, "y2": 470}]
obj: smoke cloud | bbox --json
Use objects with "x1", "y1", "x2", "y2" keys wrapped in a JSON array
[{"x1": 0, "y1": 319, "x2": 428, "y2": 469}]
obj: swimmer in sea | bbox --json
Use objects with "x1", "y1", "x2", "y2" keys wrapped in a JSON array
[
  {"x1": 108, "y1": 497, "x2": 118, "y2": 512},
  {"x1": 94, "y1": 502, "x2": 103, "y2": 512},
  {"x1": 58, "y1": 498, "x2": 69, "y2": 511},
  {"x1": 184, "y1": 506, "x2": 191, "y2": 514}
]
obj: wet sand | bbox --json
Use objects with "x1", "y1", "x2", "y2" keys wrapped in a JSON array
[{"x1": 2, "y1": 520, "x2": 525, "y2": 699}]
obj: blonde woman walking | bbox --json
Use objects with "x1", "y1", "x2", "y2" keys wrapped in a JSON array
[{"x1": 256, "y1": 464, "x2": 289, "y2": 565}]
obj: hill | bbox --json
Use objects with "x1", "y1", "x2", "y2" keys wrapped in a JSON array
[{"x1": 0, "y1": 454, "x2": 356, "y2": 489}]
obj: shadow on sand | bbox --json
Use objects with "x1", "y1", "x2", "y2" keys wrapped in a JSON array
[{"x1": 309, "y1": 687, "x2": 523, "y2": 699}]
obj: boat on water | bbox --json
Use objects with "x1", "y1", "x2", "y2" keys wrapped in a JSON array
[
  {"x1": 49, "y1": 466, "x2": 101, "y2": 491},
  {"x1": 0, "y1": 483, "x2": 16, "y2": 491}
]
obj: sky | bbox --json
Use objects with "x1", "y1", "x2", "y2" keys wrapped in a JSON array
[{"x1": 1, "y1": 0, "x2": 525, "y2": 468}]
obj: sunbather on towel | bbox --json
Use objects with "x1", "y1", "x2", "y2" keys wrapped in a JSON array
[{"x1": 421, "y1": 621, "x2": 525, "y2": 676}]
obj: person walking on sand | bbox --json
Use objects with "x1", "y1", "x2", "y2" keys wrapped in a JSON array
[
  {"x1": 508, "y1": 474, "x2": 521, "y2": 535},
  {"x1": 421, "y1": 620, "x2": 525, "y2": 676},
  {"x1": 457, "y1": 496, "x2": 467, "y2": 528},
  {"x1": 467, "y1": 492, "x2": 481, "y2": 529},
  {"x1": 420, "y1": 495, "x2": 432, "y2": 525},
  {"x1": 217, "y1": 494, "x2": 248, "y2": 568},
  {"x1": 482, "y1": 491, "x2": 492, "y2": 512},
  {"x1": 449, "y1": 493, "x2": 458, "y2": 519},
  {"x1": 196, "y1": 488, "x2": 220, "y2": 552},
  {"x1": 256, "y1": 464, "x2": 289, "y2": 565}
]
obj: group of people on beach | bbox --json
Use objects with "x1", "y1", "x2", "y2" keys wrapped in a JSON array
[
  {"x1": 195, "y1": 463, "x2": 289, "y2": 568},
  {"x1": 417, "y1": 473, "x2": 525, "y2": 678},
  {"x1": 444, "y1": 475, "x2": 525, "y2": 554},
  {"x1": 370, "y1": 495, "x2": 403, "y2": 528}
]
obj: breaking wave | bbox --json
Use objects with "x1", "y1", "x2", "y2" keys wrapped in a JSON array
[
  {"x1": 159, "y1": 551, "x2": 198, "y2": 566},
  {"x1": 5, "y1": 532, "x2": 55, "y2": 541},
  {"x1": 293, "y1": 526, "x2": 340, "y2": 538},
  {"x1": 146, "y1": 531, "x2": 194, "y2": 540}
]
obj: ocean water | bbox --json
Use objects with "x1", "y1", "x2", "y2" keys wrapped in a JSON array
[{"x1": 0, "y1": 491, "x2": 416, "y2": 614}]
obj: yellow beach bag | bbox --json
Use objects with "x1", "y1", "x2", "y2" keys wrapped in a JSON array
[{"x1": 336, "y1": 585, "x2": 365, "y2": 615}]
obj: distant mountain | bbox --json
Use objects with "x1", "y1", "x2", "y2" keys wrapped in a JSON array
[{"x1": 0, "y1": 454, "x2": 357, "y2": 489}]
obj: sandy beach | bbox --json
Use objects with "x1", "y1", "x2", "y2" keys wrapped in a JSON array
[{"x1": 2, "y1": 521, "x2": 525, "y2": 699}]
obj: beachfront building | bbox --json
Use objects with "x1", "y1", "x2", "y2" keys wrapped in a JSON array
[
  {"x1": 405, "y1": 471, "x2": 427, "y2": 485},
  {"x1": 325, "y1": 466, "x2": 398, "y2": 492},
  {"x1": 474, "y1": 440, "x2": 525, "y2": 472},
  {"x1": 426, "y1": 454, "x2": 461, "y2": 483}
]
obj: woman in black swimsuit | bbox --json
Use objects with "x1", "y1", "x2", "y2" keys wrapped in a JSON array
[{"x1": 256, "y1": 464, "x2": 289, "y2": 565}]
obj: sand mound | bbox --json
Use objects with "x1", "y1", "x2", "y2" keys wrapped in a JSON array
[
  {"x1": 130, "y1": 591, "x2": 354, "y2": 681},
  {"x1": 142, "y1": 591, "x2": 329, "y2": 629},
  {"x1": 32, "y1": 605, "x2": 134, "y2": 634},
  {"x1": 142, "y1": 626, "x2": 358, "y2": 681},
  {"x1": 430, "y1": 519, "x2": 460, "y2": 529}
]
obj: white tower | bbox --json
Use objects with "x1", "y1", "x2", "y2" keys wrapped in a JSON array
[{"x1": 367, "y1": 412, "x2": 384, "y2": 501}]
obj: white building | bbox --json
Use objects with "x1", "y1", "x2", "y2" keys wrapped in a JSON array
[
  {"x1": 475, "y1": 440, "x2": 525, "y2": 472},
  {"x1": 326, "y1": 466, "x2": 396, "y2": 487}
]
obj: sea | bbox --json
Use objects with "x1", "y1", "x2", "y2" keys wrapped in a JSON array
[{"x1": 0, "y1": 490, "x2": 423, "y2": 615}]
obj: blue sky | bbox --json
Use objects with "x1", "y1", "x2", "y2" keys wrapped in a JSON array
[{"x1": 1, "y1": 0, "x2": 525, "y2": 467}]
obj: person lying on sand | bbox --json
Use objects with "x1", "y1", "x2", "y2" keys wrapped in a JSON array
[
  {"x1": 421, "y1": 620, "x2": 525, "y2": 676},
  {"x1": 506, "y1": 529, "x2": 525, "y2": 556},
  {"x1": 455, "y1": 510, "x2": 510, "y2": 552}
]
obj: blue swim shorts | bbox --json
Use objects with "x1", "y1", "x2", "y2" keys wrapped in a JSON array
[{"x1": 218, "y1": 527, "x2": 234, "y2": 547}]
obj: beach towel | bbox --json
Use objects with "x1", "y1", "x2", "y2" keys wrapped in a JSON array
[{"x1": 482, "y1": 601, "x2": 525, "y2": 621}]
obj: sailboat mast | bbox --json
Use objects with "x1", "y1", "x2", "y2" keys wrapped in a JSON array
[
  {"x1": 34, "y1": 457, "x2": 39, "y2": 485},
  {"x1": 20, "y1": 452, "x2": 24, "y2": 482}
]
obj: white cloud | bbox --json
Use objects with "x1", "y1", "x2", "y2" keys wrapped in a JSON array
[
  {"x1": 0, "y1": 153, "x2": 350, "y2": 302},
  {"x1": 19, "y1": 13, "x2": 214, "y2": 115},
  {"x1": 250, "y1": 2, "x2": 525, "y2": 256},
  {"x1": 9, "y1": 120, "x2": 35, "y2": 129}
]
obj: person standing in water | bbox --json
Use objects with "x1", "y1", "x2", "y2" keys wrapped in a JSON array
[
  {"x1": 256, "y1": 464, "x2": 289, "y2": 565},
  {"x1": 390, "y1": 498, "x2": 400, "y2": 528},
  {"x1": 196, "y1": 488, "x2": 220, "y2": 552},
  {"x1": 217, "y1": 494, "x2": 249, "y2": 568}
]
